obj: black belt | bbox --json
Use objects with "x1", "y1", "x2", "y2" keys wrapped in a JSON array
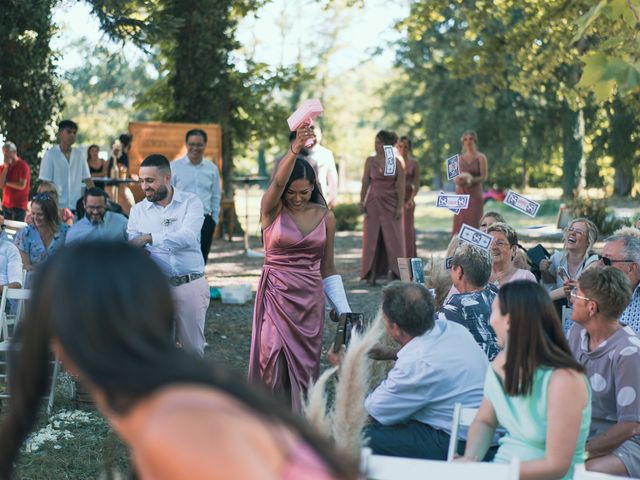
[{"x1": 169, "y1": 272, "x2": 204, "y2": 287}]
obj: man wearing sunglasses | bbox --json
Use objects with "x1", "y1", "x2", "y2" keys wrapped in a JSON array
[{"x1": 599, "y1": 234, "x2": 640, "y2": 333}]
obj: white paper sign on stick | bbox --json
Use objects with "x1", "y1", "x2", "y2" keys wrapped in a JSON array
[
  {"x1": 504, "y1": 191, "x2": 540, "y2": 218},
  {"x1": 446, "y1": 154, "x2": 460, "y2": 180},
  {"x1": 436, "y1": 193, "x2": 470, "y2": 210},
  {"x1": 458, "y1": 223, "x2": 493, "y2": 251},
  {"x1": 383, "y1": 146, "x2": 396, "y2": 176}
]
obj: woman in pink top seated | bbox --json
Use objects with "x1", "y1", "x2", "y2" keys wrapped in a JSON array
[
  {"x1": 0, "y1": 242, "x2": 357, "y2": 480},
  {"x1": 487, "y1": 222, "x2": 536, "y2": 288}
]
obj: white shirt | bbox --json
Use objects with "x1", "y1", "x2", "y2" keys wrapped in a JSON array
[
  {"x1": 66, "y1": 211, "x2": 128, "y2": 244},
  {"x1": 0, "y1": 239, "x2": 23, "y2": 286},
  {"x1": 364, "y1": 319, "x2": 487, "y2": 436},
  {"x1": 39, "y1": 145, "x2": 91, "y2": 210},
  {"x1": 170, "y1": 156, "x2": 221, "y2": 221},
  {"x1": 307, "y1": 144, "x2": 338, "y2": 206},
  {"x1": 127, "y1": 188, "x2": 205, "y2": 277}
]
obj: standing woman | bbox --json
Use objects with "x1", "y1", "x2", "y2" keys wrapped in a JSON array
[
  {"x1": 249, "y1": 124, "x2": 351, "y2": 412},
  {"x1": 461, "y1": 281, "x2": 591, "y2": 480},
  {"x1": 399, "y1": 135, "x2": 420, "y2": 258},
  {"x1": 87, "y1": 144, "x2": 108, "y2": 190},
  {"x1": 452, "y1": 131, "x2": 488, "y2": 235},
  {"x1": 0, "y1": 242, "x2": 357, "y2": 479},
  {"x1": 14, "y1": 193, "x2": 69, "y2": 272},
  {"x1": 360, "y1": 130, "x2": 406, "y2": 285}
]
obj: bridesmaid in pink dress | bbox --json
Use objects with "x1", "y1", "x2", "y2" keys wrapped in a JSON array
[
  {"x1": 360, "y1": 130, "x2": 406, "y2": 284},
  {"x1": 249, "y1": 124, "x2": 348, "y2": 412},
  {"x1": 399, "y1": 136, "x2": 420, "y2": 258},
  {"x1": 452, "y1": 130, "x2": 488, "y2": 235}
]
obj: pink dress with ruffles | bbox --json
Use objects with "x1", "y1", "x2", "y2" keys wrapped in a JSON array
[{"x1": 249, "y1": 209, "x2": 326, "y2": 412}]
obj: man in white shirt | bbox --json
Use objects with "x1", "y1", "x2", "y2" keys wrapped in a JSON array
[
  {"x1": 170, "y1": 129, "x2": 221, "y2": 263},
  {"x1": 271, "y1": 125, "x2": 339, "y2": 208},
  {"x1": 39, "y1": 120, "x2": 93, "y2": 211},
  {"x1": 355, "y1": 282, "x2": 487, "y2": 459},
  {"x1": 0, "y1": 236, "x2": 23, "y2": 289},
  {"x1": 66, "y1": 188, "x2": 128, "y2": 243},
  {"x1": 128, "y1": 154, "x2": 210, "y2": 356}
]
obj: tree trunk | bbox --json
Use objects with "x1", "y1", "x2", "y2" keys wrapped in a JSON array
[
  {"x1": 610, "y1": 97, "x2": 636, "y2": 197},
  {"x1": 561, "y1": 103, "x2": 585, "y2": 199}
]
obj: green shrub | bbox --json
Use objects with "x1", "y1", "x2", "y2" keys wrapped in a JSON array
[
  {"x1": 569, "y1": 196, "x2": 632, "y2": 236},
  {"x1": 333, "y1": 203, "x2": 361, "y2": 231}
]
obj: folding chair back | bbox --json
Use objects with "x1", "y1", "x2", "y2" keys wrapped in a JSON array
[
  {"x1": 447, "y1": 403, "x2": 479, "y2": 461},
  {"x1": 0, "y1": 286, "x2": 31, "y2": 341},
  {"x1": 2, "y1": 220, "x2": 28, "y2": 241}
]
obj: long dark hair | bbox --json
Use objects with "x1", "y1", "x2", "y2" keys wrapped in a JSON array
[
  {"x1": 499, "y1": 281, "x2": 585, "y2": 396},
  {"x1": 282, "y1": 157, "x2": 326, "y2": 207},
  {"x1": 0, "y1": 242, "x2": 355, "y2": 478}
]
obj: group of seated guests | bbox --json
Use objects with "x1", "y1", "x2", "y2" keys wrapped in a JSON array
[
  {"x1": 0, "y1": 184, "x2": 128, "y2": 289},
  {"x1": 352, "y1": 216, "x2": 640, "y2": 479}
]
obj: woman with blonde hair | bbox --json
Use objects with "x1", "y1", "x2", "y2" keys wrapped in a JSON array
[
  {"x1": 452, "y1": 131, "x2": 488, "y2": 234},
  {"x1": 540, "y1": 218, "x2": 599, "y2": 303}
]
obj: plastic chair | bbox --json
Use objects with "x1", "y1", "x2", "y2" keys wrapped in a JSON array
[{"x1": 447, "y1": 402, "x2": 479, "y2": 461}]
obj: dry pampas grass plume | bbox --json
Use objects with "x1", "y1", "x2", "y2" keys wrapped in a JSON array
[
  {"x1": 303, "y1": 311, "x2": 385, "y2": 459},
  {"x1": 302, "y1": 366, "x2": 337, "y2": 439}
]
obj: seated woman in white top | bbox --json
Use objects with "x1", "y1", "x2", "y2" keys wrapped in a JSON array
[
  {"x1": 487, "y1": 223, "x2": 536, "y2": 288},
  {"x1": 539, "y1": 218, "x2": 599, "y2": 301}
]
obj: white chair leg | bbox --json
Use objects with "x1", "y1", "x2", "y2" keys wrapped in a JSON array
[{"x1": 47, "y1": 360, "x2": 60, "y2": 417}]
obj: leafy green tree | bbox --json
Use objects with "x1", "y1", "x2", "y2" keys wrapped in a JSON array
[
  {"x1": 61, "y1": 39, "x2": 157, "y2": 146},
  {"x1": 0, "y1": 0, "x2": 63, "y2": 176}
]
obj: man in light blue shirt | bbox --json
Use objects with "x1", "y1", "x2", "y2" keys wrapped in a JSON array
[
  {"x1": 363, "y1": 282, "x2": 488, "y2": 459},
  {"x1": 170, "y1": 129, "x2": 221, "y2": 263},
  {"x1": 66, "y1": 188, "x2": 128, "y2": 244}
]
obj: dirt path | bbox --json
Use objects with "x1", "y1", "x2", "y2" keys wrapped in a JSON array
[{"x1": 203, "y1": 230, "x2": 452, "y2": 372}]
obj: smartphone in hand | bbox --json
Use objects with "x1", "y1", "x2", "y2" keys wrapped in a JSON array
[
  {"x1": 558, "y1": 266, "x2": 570, "y2": 282},
  {"x1": 333, "y1": 313, "x2": 364, "y2": 353}
]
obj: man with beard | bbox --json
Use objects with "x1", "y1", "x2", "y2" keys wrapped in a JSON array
[
  {"x1": 66, "y1": 188, "x2": 128, "y2": 243},
  {"x1": 127, "y1": 154, "x2": 209, "y2": 356}
]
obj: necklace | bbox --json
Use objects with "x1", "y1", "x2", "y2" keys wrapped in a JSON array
[{"x1": 492, "y1": 265, "x2": 516, "y2": 287}]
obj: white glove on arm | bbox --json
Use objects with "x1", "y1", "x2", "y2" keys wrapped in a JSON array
[{"x1": 323, "y1": 274, "x2": 352, "y2": 316}]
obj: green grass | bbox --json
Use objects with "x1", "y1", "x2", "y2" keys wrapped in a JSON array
[
  {"x1": 1, "y1": 385, "x2": 130, "y2": 479},
  {"x1": 413, "y1": 194, "x2": 562, "y2": 232}
]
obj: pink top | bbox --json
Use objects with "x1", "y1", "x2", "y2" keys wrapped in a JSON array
[{"x1": 107, "y1": 385, "x2": 337, "y2": 480}]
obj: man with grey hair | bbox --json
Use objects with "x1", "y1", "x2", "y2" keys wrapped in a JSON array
[
  {"x1": 599, "y1": 233, "x2": 640, "y2": 332},
  {"x1": 438, "y1": 242, "x2": 500, "y2": 359},
  {"x1": 0, "y1": 141, "x2": 30, "y2": 221}
]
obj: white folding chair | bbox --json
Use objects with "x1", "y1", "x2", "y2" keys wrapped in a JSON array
[
  {"x1": 2, "y1": 219, "x2": 28, "y2": 241},
  {"x1": 447, "y1": 402, "x2": 479, "y2": 461},
  {"x1": 364, "y1": 451, "x2": 519, "y2": 480},
  {"x1": 0, "y1": 286, "x2": 30, "y2": 341},
  {"x1": 572, "y1": 464, "x2": 638, "y2": 480},
  {"x1": 0, "y1": 286, "x2": 59, "y2": 416}
]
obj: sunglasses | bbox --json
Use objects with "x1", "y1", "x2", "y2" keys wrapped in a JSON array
[
  {"x1": 33, "y1": 193, "x2": 52, "y2": 201},
  {"x1": 570, "y1": 287, "x2": 590, "y2": 302},
  {"x1": 598, "y1": 255, "x2": 635, "y2": 267}
]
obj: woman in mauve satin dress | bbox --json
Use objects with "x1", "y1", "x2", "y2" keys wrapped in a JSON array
[
  {"x1": 399, "y1": 136, "x2": 420, "y2": 258},
  {"x1": 451, "y1": 130, "x2": 488, "y2": 235},
  {"x1": 360, "y1": 130, "x2": 406, "y2": 285},
  {"x1": 249, "y1": 123, "x2": 348, "y2": 413},
  {"x1": 0, "y1": 242, "x2": 358, "y2": 479}
]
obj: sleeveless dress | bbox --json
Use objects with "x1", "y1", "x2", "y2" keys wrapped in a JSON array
[
  {"x1": 485, "y1": 367, "x2": 591, "y2": 480},
  {"x1": 404, "y1": 158, "x2": 418, "y2": 258},
  {"x1": 452, "y1": 154, "x2": 483, "y2": 234},
  {"x1": 249, "y1": 209, "x2": 326, "y2": 412},
  {"x1": 361, "y1": 159, "x2": 406, "y2": 279}
]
